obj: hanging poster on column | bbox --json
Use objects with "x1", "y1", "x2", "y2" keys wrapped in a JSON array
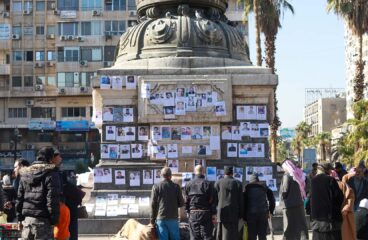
[
  {"x1": 167, "y1": 144, "x2": 178, "y2": 158},
  {"x1": 100, "y1": 76, "x2": 111, "y2": 89},
  {"x1": 227, "y1": 143, "x2": 238, "y2": 157},
  {"x1": 119, "y1": 144, "x2": 131, "y2": 159},
  {"x1": 105, "y1": 126, "x2": 116, "y2": 140},
  {"x1": 111, "y1": 76, "x2": 123, "y2": 90},
  {"x1": 126, "y1": 75, "x2": 137, "y2": 89},
  {"x1": 257, "y1": 106, "x2": 267, "y2": 120},
  {"x1": 206, "y1": 167, "x2": 216, "y2": 181},
  {"x1": 129, "y1": 171, "x2": 141, "y2": 186},
  {"x1": 123, "y1": 108, "x2": 134, "y2": 122},
  {"x1": 102, "y1": 107, "x2": 114, "y2": 122},
  {"x1": 101, "y1": 144, "x2": 109, "y2": 159},
  {"x1": 143, "y1": 170, "x2": 153, "y2": 185},
  {"x1": 115, "y1": 170, "x2": 126, "y2": 185},
  {"x1": 168, "y1": 160, "x2": 178, "y2": 173},
  {"x1": 138, "y1": 126, "x2": 149, "y2": 141},
  {"x1": 154, "y1": 169, "x2": 161, "y2": 184},
  {"x1": 131, "y1": 144, "x2": 143, "y2": 158}
]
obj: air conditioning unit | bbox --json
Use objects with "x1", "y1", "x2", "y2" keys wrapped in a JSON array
[
  {"x1": 47, "y1": 61, "x2": 55, "y2": 67},
  {"x1": 12, "y1": 34, "x2": 20, "y2": 40},
  {"x1": 58, "y1": 88, "x2": 66, "y2": 94},
  {"x1": 35, "y1": 62, "x2": 44, "y2": 68},
  {"x1": 26, "y1": 144, "x2": 35, "y2": 150},
  {"x1": 80, "y1": 60, "x2": 88, "y2": 67},
  {"x1": 59, "y1": 35, "x2": 66, "y2": 41},
  {"x1": 77, "y1": 36, "x2": 84, "y2": 42},
  {"x1": 3, "y1": 12, "x2": 10, "y2": 18},
  {"x1": 80, "y1": 87, "x2": 88, "y2": 93},
  {"x1": 50, "y1": 3, "x2": 56, "y2": 10},
  {"x1": 25, "y1": 99, "x2": 34, "y2": 106},
  {"x1": 92, "y1": 10, "x2": 101, "y2": 16},
  {"x1": 54, "y1": 10, "x2": 60, "y2": 15},
  {"x1": 129, "y1": 10, "x2": 137, "y2": 16},
  {"x1": 67, "y1": 35, "x2": 74, "y2": 41},
  {"x1": 47, "y1": 34, "x2": 55, "y2": 39},
  {"x1": 104, "y1": 61, "x2": 112, "y2": 67},
  {"x1": 35, "y1": 84, "x2": 44, "y2": 91},
  {"x1": 23, "y1": 10, "x2": 32, "y2": 15}
]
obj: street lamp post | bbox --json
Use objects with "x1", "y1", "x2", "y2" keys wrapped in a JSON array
[{"x1": 11, "y1": 128, "x2": 22, "y2": 162}]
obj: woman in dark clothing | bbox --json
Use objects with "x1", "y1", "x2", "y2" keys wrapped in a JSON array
[{"x1": 2, "y1": 175, "x2": 17, "y2": 222}]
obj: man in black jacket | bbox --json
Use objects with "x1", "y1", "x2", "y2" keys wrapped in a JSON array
[
  {"x1": 310, "y1": 163, "x2": 343, "y2": 240},
  {"x1": 184, "y1": 165, "x2": 215, "y2": 240},
  {"x1": 150, "y1": 167, "x2": 184, "y2": 240},
  {"x1": 214, "y1": 166, "x2": 243, "y2": 240},
  {"x1": 16, "y1": 146, "x2": 61, "y2": 240},
  {"x1": 347, "y1": 162, "x2": 368, "y2": 210},
  {"x1": 243, "y1": 173, "x2": 275, "y2": 240}
]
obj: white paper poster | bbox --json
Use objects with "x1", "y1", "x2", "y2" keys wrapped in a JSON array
[
  {"x1": 221, "y1": 126, "x2": 232, "y2": 140},
  {"x1": 232, "y1": 126, "x2": 242, "y2": 140},
  {"x1": 210, "y1": 136, "x2": 220, "y2": 150},
  {"x1": 111, "y1": 76, "x2": 123, "y2": 90},
  {"x1": 107, "y1": 205, "x2": 119, "y2": 216},
  {"x1": 129, "y1": 171, "x2": 141, "y2": 186},
  {"x1": 154, "y1": 169, "x2": 161, "y2": 184},
  {"x1": 143, "y1": 170, "x2": 154, "y2": 185},
  {"x1": 245, "y1": 106, "x2": 257, "y2": 120},
  {"x1": 121, "y1": 196, "x2": 136, "y2": 204},
  {"x1": 167, "y1": 144, "x2": 178, "y2": 158},
  {"x1": 182, "y1": 172, "x2": 193, "y2": 187},
  {"x1": 182, "y1": 146, "x2": 193, "y2": 154},
  {"x1": 168, "y1": 160, "x2": 179, "y2": 173},
  {"x1": 257, "y1": 105, "x2": 267, "y2": 120},
  {"x1": 131, "y1": 144, "x2": 143, "y2": 158},
  {"x1": 267, "y1": 179, "x2": 277, "y2": 191},
  {"x1": 236, "y1": 105, "x2": 246, "y2": 120},
  {"x1": 102, "y1": 107, "x2": 114, "y2": 122},
  {"x1": 123, "y1": 108, "x2": 134, "y2": 122},
  {"x1": 259, "y1": 123, "x2": 270, "y2": 138},
  {"x1": 227, "y1": 143, "x2": 238, "y2": 157},
  {"x1": 215, "y1": 101, "x2": 226, "y2": 116},
  {"x1": 105, "y1": 126, "x2": 116, "y2": 141},
  {"x1": 126, "y1": 75, "x2": 137, "y2": 89},
  {"x1": 128, "y1": 204, "x2": 139, "y2": 213},
  {"x1": 108, "y1": 144, "x2": 119, "y2": 159},
  {"x1": 138, "y1": 126, "x2": 149, "y2": 141},
  {"x1": 115, "y1": 170, "x2": 126, "y2": 185},
  {"x1": 139, "y1": 197, "x2": 150, "y2": 206},
  {"x1": 100, "y1": 76, "x2": 111, "y2": 89},
  {"x1": 119, "y1": 144, "x2": 131, "y2": 159},
  {"x1": 100, "y1": 144, "x2": 109, "y2": 159},
  {"x1": 117, "y1": 205, "x2": 128, "y2": 215},
  {"x1": 107, "y1": 194, "x2": 119, "y2": 205},
  {"x1": 141, "y1": 83, "x2": 150, "y2": 98}
]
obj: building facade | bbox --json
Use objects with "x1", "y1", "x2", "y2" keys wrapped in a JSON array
[
  {"x1": 304, "y1": 97, "x2": 347, "y2": 137},
  {"x1": 0, "y1": 0, "x2": 247, "y2": 170}
]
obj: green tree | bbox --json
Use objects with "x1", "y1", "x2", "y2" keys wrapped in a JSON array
[
  {"x1": 292, "y1": 121, "x2": 312, "y2": 162},
  {"x1": 327, "y1": 0, "x2": 368, "y2": 105},
  {"x1": 314, "y1": 132, "x2": 331, "y2": 162}
]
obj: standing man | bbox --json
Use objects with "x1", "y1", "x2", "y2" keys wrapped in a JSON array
[
  {"x1": 310, "y1": 163, "x2": 344, "y2": 240},
  {"x1": 243, "y1": 173, "x2": 275, "y2": 240},
  {"x1": 16, "y1": 146, "x2": 61, "y2": 240},
  {"x1": 347, "y1": 162, "x2": 368, "y2": 210},
  {"x1": 184, "y1": 165, "x2": 214, "y2": 240},
  {"x1": 150, "y1": 167, "x2": 184, "y2": 240},
  {"x1": 13, "y1": 158, "x2": 30, "y2": 193},
  {"x1": 334, "y1": 162, "x2": 347, "y2": 181},
  {"x1": 214, "y1": 166, "x2": 243, "y2": 240}
]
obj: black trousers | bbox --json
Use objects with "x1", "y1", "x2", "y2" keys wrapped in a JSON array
[
  {"x1": 247, "y1": 213, "x2": 268, "y2": 240},
  {"x1": 189, "y1": 211, "x2": 213, "y2": 240}
]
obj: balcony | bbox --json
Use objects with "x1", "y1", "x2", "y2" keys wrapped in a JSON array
[{"x1": 0, "y1": 64, "x2": 10, "y2": 75}]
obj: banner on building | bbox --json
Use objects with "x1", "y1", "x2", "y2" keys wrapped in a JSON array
[
  {"x1": 28, "y1": 120, "x2": 56, "y2": 130},
  {"x1": 56, "y1": 120, "x2": 89, "y2": 132}
]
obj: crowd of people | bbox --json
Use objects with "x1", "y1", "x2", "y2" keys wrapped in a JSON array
[
  {"x1": 0, "y1": 147, "x2": 85, "y2": 240},
  {"x1": 150, "y1": 160, "x2": 368, "y2": 240}
]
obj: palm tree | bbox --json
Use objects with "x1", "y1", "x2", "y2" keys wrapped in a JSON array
[
  {"x1": 259, "y1": 0, "x2": 294, "y2": 162},
  {"x1": 327, "y1": 0, "x2": 368, "y2": 105},
  {"x1": 315, "y1": 132, "x2": 331, "y2": 162},
  {"x1": 293, "y1": 121, "x2": 312, "y2": 162}
]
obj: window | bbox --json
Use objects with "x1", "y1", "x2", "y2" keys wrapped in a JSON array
[
  {"x1": 36, "y1": 76, "x2": 46, "y2": 85},
  {"x1": 81, "y1": 21, "x2": 102, "y2": 36},
  {"x1": 104, "y1": 46, "x2": 116, "y2": 61},
  {"x1": 105, "y1": 21, "x2": 126, "y2": 35},
  {"x1": 12, "y1": 26, "x2": 22, "y2": 35},
  {"x1": 58, "y1": 22, "x2": 78, "y2": 36},
  {"x1": 23, "y1": 26, "x2": 33, "y2": 36},
  {"x1": 48, "y1": 76, "x2": 56, "y2": 86},
  {"x1": 127, "y1": 0, "x2": 135, "y2": 10},
  {"x1": 36, "y1": 1, "x2": 45, "y2": 11},
  {"x1": 12, "y1": 51, "x2": 22, "y2": 61},
  {"x1": 31, "y1": 107, "x2": 56, "y2": 119},
  {"x1": 81, "y1": 0, "x2": 102, "y2": 11},
  {"x1": 57, "y1": 0, "x2": 78, "y2": 10},
  {"x1": 24, "y1": 51, "x2": 34, "y2": 61},
  {"x1": 36, "y1": 26, "x2": 45, "y2": 35},
  {"x1": 24, "y1": 1, "x2": 33, "y2": 11},
  {"x1": 80, "y1": 47, "x2": 102, "y2": 61},
  {"x1": 24, "y1": 76, "x2": 33, "y2": 87},
  {"x1": 80, "y1": 72, "x2": 95, "y2": 86},
  {"x1": 61, "y1": 107, "x2": 86, "y2": 117},
  {"x1": 35, "y1": 51, "x2": 45, "y2": 61},
  {"x1": 12, "y1": 2, "x2": 22, "y2": 12},
  {"x1": 47, "y1": 25, "x2": 56, "y2": 35},
  {"x1": 105, "y1": 0, "x2": 126, "y2": 11},
  {"x1": 47, "y1": 1, "x2": 56, "y2": 10},
  {"x1": 47, "y1": 51, "x2": 56, "y2": 61},
  {"x1": 57, "y1": 47, "x2": 79, "y2": 62},
  {"x1": 8, "y1": 108, "x2": 27, "y2": 118},
  {"x1": 57, "y1": 72, "x2": 78, "y2": 87},
  {"x1": 12, "y1": 77, "x2": 22, "y2": 87}
]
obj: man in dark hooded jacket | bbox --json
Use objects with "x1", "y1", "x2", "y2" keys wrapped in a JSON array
[{"x1": 16, "y1": 146, "x2": 61, "y2": 240}]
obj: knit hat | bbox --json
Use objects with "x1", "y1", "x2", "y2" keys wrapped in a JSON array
[
  {"x1": 37, "y1": 146, "x2": 55, "y2": 163},
  {"x1": 224, "y1": 166, "x2": 233, "y2": 175},
  {"x1": 359, "y1": 198, "x2": 368, "y2": 210},
  {"x1": 249, "y1": 173, "x2": 259, "y2": 183}
]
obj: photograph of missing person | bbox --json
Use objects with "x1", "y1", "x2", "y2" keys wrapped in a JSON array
[
  {"x1": 240, "y1": 122, "x2": 251, "y2": 137},
  {"x1": 115, "y1": 170, "x2": 126, "y2": 185},
  {"x1": 126, "y1": 75, "x2": 137, "y2": 89},
  {"x1": 101, "y1": 144, "x2": 109, "y2": 159},
  {"x1": 168, "y1": 159, "x2": 178, "y2": 173},
  {"x1": 176, "y1": 87, "x2": 186, "y2": 97},
  {"x1": 123, "y1": 108, "x2": 134, "y2": 122},
  {"x1": 186, "y1": 96, "x2": 197, "y2": 112},
  {"x1": 267, "y1": 179, "x2": 277, "y2": 191},
  {"x1": 221, "y1": 125, "x2": 232, "y2": 140},
  {"x1": 119, "y1": 144, "x2": 131, "y2": 159},
  {"x1": 197, "y1": 145, "x2": 207, "y2": 155},
  {"x1": 227, "y1": 143, "x2": 238, "y2": 158},
  {"x1": 167, "y1": 144, "x2": 178, "y2": 158},
  {"x1": 138, "y1": 126, "x2": 149, "y2": 141},
  {"x1": 123, "y1": 126, "x2": 136, "y2": 141},
  {"x1": 182, "y1": 172, "x2": 193, "y2": 187},
  {"x1": 187, "y1": 86, "x2": 196, "y2": 96},
  {"x1": 231, "y1": 126, "x2": 241, "y2": 140},
  {"x1": 257, "y1": 105, "x2": 267, "y2": 120},
  {"x1": 259, "y1": 123, "x2": 270, "y2": 138},
  {"x1": 105, "y1": 126, "x2": 116, "y2": 141},
  {"x1": 143, "y1": 170, "x2": 153, "y2": 185},
  {"x1": 155, "y1": 145, "x2": 167, "y2": 159},
  {"x1": 163, "y1": 106, "x2": 175, "y2": 119},
  {"x1": 236, "y1": 105, "x2": 246, "y2": 120},
  {"x1": 171, "y1": 127, "x2": 181, "y2": 140},
  {"x1": 129, "y1": 171, "x2": 141, "y2": 187},
  {"x1": 214, "y1": 101, "x2": 226, "y2": 116},
  {"x1": 109, "y1": 145, "x2": 119, "y2": 159},
  {"x1": 116, "y1": 127, "x2": 126, "y2": 142},
  {"x1": 191, "y1": 126, "x2": 203, "y2": 140},
  {"x1": 238, "y1": 143, "x2": 248, "y2": 158},
  {"x1": 111, "y1": 76, "x2": 123, "y2": 90},
  {"x1": 152, "y1": 126, "x2": 162, "y2": 141},
  {"x1": 203, "y1": 126, "x2": 211, "y2": 139},
  {"x1": 216, "y1": 169, "x2": 224, "y2": 180},
  {"x1": 102, "y1": 168, "x2": 112, "y2": 183},
  {"x1": 181, "y1": 126, "x2": 192, "y2": 140},
  {"x1": 94, "y1": 168, "x2": 104, "y2": 183},
  {"x1": 113, "y1": 107, "x2": 124, "y2": 122},
  {"x1": 102, "y1": 107, "x2": 114, "y2": 122},
  {"x1": 175, "y1": 98, "x2": 186, "y2": 115},
  {"x1": 251, "y1": 123, "x2": 260, "y2": 138},
  {"x1": 154, "y1": 169, "x2": 161, "y2": 184},
  {"x1": 245, "y1": 105, "x2": 257, "y2": 120},
  {"x1": 161, "y1": 126, "x2": 171, "y2": 140},
  {"x1": 164, "y1": 91, "x2": 175, "y2": 106},
  {"x1": 100, "y1": 76, "x2": 111, "y2": 89},
  {"x1": 131, "y1": 144, "x2": 143, "y2": 158},
  {"x1": 256, "y1": 143, "x2": 265, "y2": 158}
]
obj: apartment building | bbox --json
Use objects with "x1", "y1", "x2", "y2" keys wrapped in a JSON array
[{"x1": 0, "y1": 0, "x2": 247, "y2": 170}]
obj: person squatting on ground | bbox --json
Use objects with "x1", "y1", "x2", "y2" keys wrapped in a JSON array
[
  {"x1": 310, "y1": 163, "x2": 344, "y2": 240},
  {"x1": 184, "y1": 165, "x2": 215, "y2": 240},
  {"x1": 280, "y1": 160, "x2": 309, "y2": 240},
  {"x1": 16, "y1": 146, "x2": 61, "y2": 240},
  {"x1": 214, "y1": 166, "x2": 243, "y2": 240},
  {"x1": 242, "y1": 173, "x2": 275, "y2": 240},
  {"x1": 150, "y1": 167, "x2": 184, "y2": 240}
]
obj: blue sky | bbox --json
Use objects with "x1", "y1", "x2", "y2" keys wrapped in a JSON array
[{"x1": 247, "y1": 0, "x2": 346, "y2": 128}]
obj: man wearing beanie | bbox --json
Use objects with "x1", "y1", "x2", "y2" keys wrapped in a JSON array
[
  {"x1": 214, "y1": 166, "x2": 243, "y2": 240},
  {"x1": 243, "y1": 173, "x2": 275, "y2": 240},
  {"x1": 16, "y1": 146, "x2": 61, "y2": 239},
  {"x1": 184, "y1": 165, "x2": 215, "y2": 240}
]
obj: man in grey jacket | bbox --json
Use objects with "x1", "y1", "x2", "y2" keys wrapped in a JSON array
[{"x1": 150, "y1": 167, "x2": 184, "y2": 240}]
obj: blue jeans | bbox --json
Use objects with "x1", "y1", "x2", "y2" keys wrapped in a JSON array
[{"x1": 156, "y1": 219, "x2": 180, "y2": 240}]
